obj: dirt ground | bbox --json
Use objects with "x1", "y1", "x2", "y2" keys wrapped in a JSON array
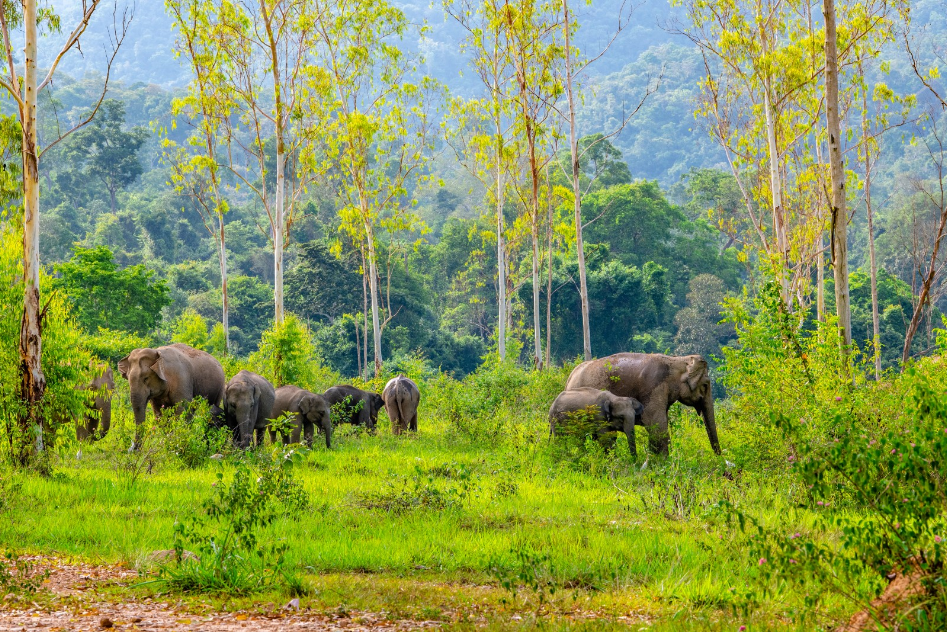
[{"x1": 0, "y1": 557, "x2": 442, "y2": 631}]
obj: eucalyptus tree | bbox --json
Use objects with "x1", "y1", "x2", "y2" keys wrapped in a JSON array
[
  {"x1": 311, "y1": 0, "x2": 441, "y2": 377},
  {"x1": 444, "y1": 0, "x2": 518, "y2": 361},
  {"x1": 0, "y1": 0, "x2": 131, "y2": 462},
  {"x1": 502, "y1": 0, "x2": 564, "y2": 369},
  {"x1": 166, "y1": 0, "x2": 234, "y2": 353},
  {"x1": 194, "y1": 0, "x2": 326, "y2": 325}
]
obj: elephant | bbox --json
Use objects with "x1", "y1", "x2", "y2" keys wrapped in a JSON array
[
  {"x1": 323, "y1": 385, "x2": 384, "y2": 431},
  {"x1": 223, "y1": 371, "x2": 276, "y2": 448},
  {"x1": 548, "y1": 387, "x2": 645, "y2": 458},
  {"x1": 566, "y1": 353, "x2": 721, "y2": 456},
  {"x1": 118, "y1": 343, "x2": 226, "y2": 448},
  {"x1": 270, "y1": 385, "x2": 332, "y2": 448},
  {"x1": 77, "y1": 366, "x2": 114, "y2": 441},
  {"x1": 382, "y1": 376, "x2": 420, "y2": 434}
]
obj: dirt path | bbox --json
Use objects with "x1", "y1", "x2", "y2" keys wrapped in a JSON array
[{"x1": 0, "y1": 557, "x2": 441, "y2": 631}]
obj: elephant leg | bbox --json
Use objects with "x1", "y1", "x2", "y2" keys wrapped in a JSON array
[
  {"x1": 268, "y1": 429, "x2": 277, "y2": 445},
  {"x1": 303, "y1": 422, "x2": 314, "y2": 446},
  {"x1": 622, "y1": 417, "x2": 637, "y2": 460},
  {"x1": 77, "y1": 419, "x2": 90, "y2": 441},
  {"x1": 100, "y1": 403, "x2": 111, "y2": 438},
  {"x1": 409, "y1": 412, "x2": 417, "y2": 432},
  {"x1": 255, "y1": 427, "x2": 266, "y2": 446},
  {"x1": 642, "y1": 405, "x2": 670, "y2": 456}
]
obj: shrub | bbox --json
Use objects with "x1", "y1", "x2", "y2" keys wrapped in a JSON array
[
  {"x1": 159, "y1": 447, "x2": 309, "y2": 595},
  {"x1": 250, "y1": 315, "x2": 338, "y2": 391},
  {"x1": 171, "y1": 309, "x2": 209, "y2": 351}
]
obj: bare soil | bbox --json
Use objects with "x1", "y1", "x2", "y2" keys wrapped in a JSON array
[{"x1": 0, "y1": 557, "x2": 441, "y2": 631}]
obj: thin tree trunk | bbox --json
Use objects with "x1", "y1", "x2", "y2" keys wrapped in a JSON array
[
  {"x1": 354, "y1": 318, "x2": 361, "y2": 378},
  {"x1": 19, "y1": 0, "x2": 45, "y2": 462},
  {"x1": 362, "y1": 267, "x2": 369, "y2": 379},
  {"x1": 817, "y1": 231, "x2": 825, "y2": 322},
  {"x1": 529, "y1": 146, "x2": 542, "y2": 369},
  {"x1": 219, "y1": 217, "x2": 230, "y2": 354},
  {"x1": 902, "y1": 212, "x2": 947, "y2": 364},
  {"x1": 365, "y1": 218, "x2": 383, "y2": 376},
  {"x1": 274, "y1": 148, "x2": 285, "y2": 324},
  {"x1": 545, "y1": 165, "x2": 553, "y2": 368},
  {"x1": 562, "y1": 0, "x2": 591, "y2": 361},
  {"x1": 496, "y1": 145, "x2": 507, "y2": 361},
  {"x1": 861, "y1": 74, "x2": 880, "y2": 379},
  {"x1": 763, "y1": 76, "x2": 789, "y2": 303},
  {"x1": 824, "y1": 0, "x2": 852, "y2": 356}
]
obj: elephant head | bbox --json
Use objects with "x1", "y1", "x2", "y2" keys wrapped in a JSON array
[
  {"x1": 225, "y1": 380, "x2": 258, "y2": 448},
  {"x1": 118, "y1": 348, "x2": 168, "y2": 430},
  {"x1": 369, "y1": 393, "x2": 385, "y2": 428},
  {"x1": 677, "y1": 355, "x2": 720, "y2": 455},
  {"x1": 597, "y1": 392, "x2": 641, "y2": 428},
  {"x1": 300, "y1": 393, "x2": 332, "y2": 448}
]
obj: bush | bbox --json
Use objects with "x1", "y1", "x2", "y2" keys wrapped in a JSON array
[
  {"x1": 171, "y1": 309, "x2": 209, "y2": 351},
  {"x1": 159, "y1": 447, "x2": 309, "y2": 595},
  {"x1": 250, "y1": 315, "x2": 338, "y2": 391},
  {"x1": 724, "y1": 361, "x2": 947, "y2": 629}
]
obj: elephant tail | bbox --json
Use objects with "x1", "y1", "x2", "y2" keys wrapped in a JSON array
[{"x1": 395, "y1": 382, "x2": 408, "y2": 426}]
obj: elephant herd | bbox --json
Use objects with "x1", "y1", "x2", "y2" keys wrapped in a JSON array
[
  {"x1": 550, "y1": 352, "x2": 722, "y2": 458},
  {"x1": 76, "y1": 343, "x2": 720, "y2": 458},
  {"x1": 78, "y1": 343, "x2": 421, "y2": 449}
]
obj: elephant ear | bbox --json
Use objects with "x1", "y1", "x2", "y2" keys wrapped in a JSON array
[
  {"x1": 683, "y1": 356, "x2": 708, "y2": 393},
  {"x1": 150, "y1": 354, "x2": 168, "y2": 382},
  {"x1": 598, "y1": 396, "x2": 612, "y2": 421},
  {"x1": 117, "y1": 356, "x2": 130, "y2": 379}
]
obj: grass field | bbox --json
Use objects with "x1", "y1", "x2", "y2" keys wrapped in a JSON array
[{"x1": 0, "y1": 362, "x2": 854, "y2": 632}]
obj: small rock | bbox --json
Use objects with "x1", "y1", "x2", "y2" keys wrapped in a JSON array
[
  {"x1": 2, "y1": 593, "x2": 13, "y2": 601},
  {"x1": 99, "y1": 616, "x2": 114, "y2": 629},
  {"x1": 209, "y1": 454, "x2": 224, "y2": 460},
  {"x1": 283, "y1": 598, "x2": 300, "y2": 611},
  {"x1": 132, "y1": 617, "x2": 143, "y2": 623},
  {"x1": 148, "y1": 549, "x2": 199, "y2": 563}
]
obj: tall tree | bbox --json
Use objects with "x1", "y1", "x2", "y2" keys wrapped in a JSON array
[
  {"x1": 166, "y1": 0, "x2": 234, "y2": 354},
  {"x1": 203, "y1": 0, "x2": 324, "y2": 325},
  {"x1": 503, "y1": 0, "x2": 563, "y2": 368},
  {"x1": 313, "y1": 0, "x2": 439, "y2": 376},
  {"x1": 558, "y1": 0, "x2": 651, "y2": 360},
  {"x1": 823, "y1": 0, "x2": 851, "y2": 357},
  {"x1": 445, "y1": 0, "x2": 518, "y2": 361},
  {"x1": 0, "y1": 0, "x2": 130, "y2": 462},
  {"x1": 65, "y1": 100, "x2": 147, "y2": 215}
]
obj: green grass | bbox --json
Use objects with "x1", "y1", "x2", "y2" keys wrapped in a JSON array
[{"x1": 0, "y1": 395, "x2": 850, "y2": 631}]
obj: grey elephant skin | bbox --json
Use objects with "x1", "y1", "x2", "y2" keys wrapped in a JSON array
[
  {"x1": 566, "y1": 353, "x2": 721, "y2": 456},
  {"x1": 77, "y1": 366, "x2": 114, "y2": 441},
  {"x1": 548, "y1": 387, "x2": 644, "y2": 458},
  {"x1": 118, "y1": 343, "x2": 226, "y2": 446},
  {"x1": 382, "y1": 376, "x2": 420, "y2": 434},
  {"x1": 323, "y1": 385, "x2": 384, "y2": 430},
  {"x1": 223, "y1": 370, "x2": 276, "y2": 448},
  {"x1": 270, "y1": 385, "x2": 332, "y2": 447}
]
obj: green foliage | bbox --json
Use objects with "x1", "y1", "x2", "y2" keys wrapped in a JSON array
[
  {"x1": 0, "y1": 551, "x2": 50, "y2": 600},
  {"x1": 723, "y1": 364, "x2": 947, "y2": 628},
  {"x1": 81, "y1": 327, "x2": 151, "y2": 366},
  {"x1": 159, "y1": 447, "x2": 309, "y2": 594},
  {"x1": 351, "y1": 461, "x2": 478, "y2": 514},
  {"x1": 250, "y1": 315, "x2": 338, "y2": 391},
  {"x1": 154, "y1": 400, "x2": 231, "y2": 469},
  {"x1": 171, "y1": 308, "x2": 209, "y2": 351},
  {"x1": 51, "y1": 246, "x2": 171, "y2": 336},
  {"x1": 63, "y1": 99, "x2": 149, "y2": 213}
]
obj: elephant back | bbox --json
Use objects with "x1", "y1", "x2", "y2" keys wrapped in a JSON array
[
  {"x1": 566, "y1": 353, "x2": 670, "y2": 400},
  {"x1": 166, "y1": 343, "x2": 226, "y2": 407}
]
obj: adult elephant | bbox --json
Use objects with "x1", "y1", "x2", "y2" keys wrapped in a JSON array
[
  {"x1": 382, "y1": 376, "x2": 420, "y2": 434},
  {"x1": 118, "y1": 343, "x2": 225, "y2": 448},
  {"x1": 323, "y1": 385, "x2": 384, "y2": 431},
  {"x1": 566, "y1": 353, "x2": 721, "y2": 456},
  {"x1": 549, "y1": 387, "x2": 644, "y2": 458},
  {"x1": 77, "y1": 366, "x2": 114, "y2": 441},
  {"x1": 270, "y1": 385, "x2": 332, "y2": 448},
  {"x1": 223, "y1": 371, "x2": 276, "y2": 448}
]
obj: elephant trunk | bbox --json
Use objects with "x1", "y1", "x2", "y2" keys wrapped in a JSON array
[
  {"x1": 129, "y1": 388, "x2": 149, "y2": 449},
  {"x1": 322, "y1": 415, "x2": 332, "y2": 449},
  {"x1": 700, "y1": 389, "x2": 721, "y2": 455}
]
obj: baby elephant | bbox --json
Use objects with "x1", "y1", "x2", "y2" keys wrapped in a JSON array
[
  {"x1": 270, "y1": 385, "x2": 332, "y2": 448},
  {"x1": 382, "y1": 376, "x2": 420, "y2": 434},
  {"x1": 223, "y1": 370, "x2": 276, "y2": 448},
  {"x1": 323, "y1": 385, "x2": 385, "y2": 431},
  {"x1": 549, "y1": 387, "x2": 644, "y2": 458},
  {"x1": 77, "y1": 366, "x2": 114, "y2": 441}
]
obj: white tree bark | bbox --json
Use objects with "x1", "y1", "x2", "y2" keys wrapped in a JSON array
[
  {"x1": 274, "y1": 144, "x2": 285, "y2": 324},
  {"x1": 219, "y1": 217, "x2": 230, "y2": 354},
  {"x1": 763, "y1": 77, "x2": 789, "y2": 303},
  {"x1": 562, "y1": 0, "x2": 591, "y2": 361},
  {"x1": 365, "y1": 218, "x2": 383, "y2": 376},
  {"x1": 20, "y1": 0, "x2": 45, "y2": 459},
  {"x1": 824, "y1": 0, "x2": 852, "y2": 351},
  {"x1": 496, "y1": 149, "x2": 507, "y2": 361}
]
